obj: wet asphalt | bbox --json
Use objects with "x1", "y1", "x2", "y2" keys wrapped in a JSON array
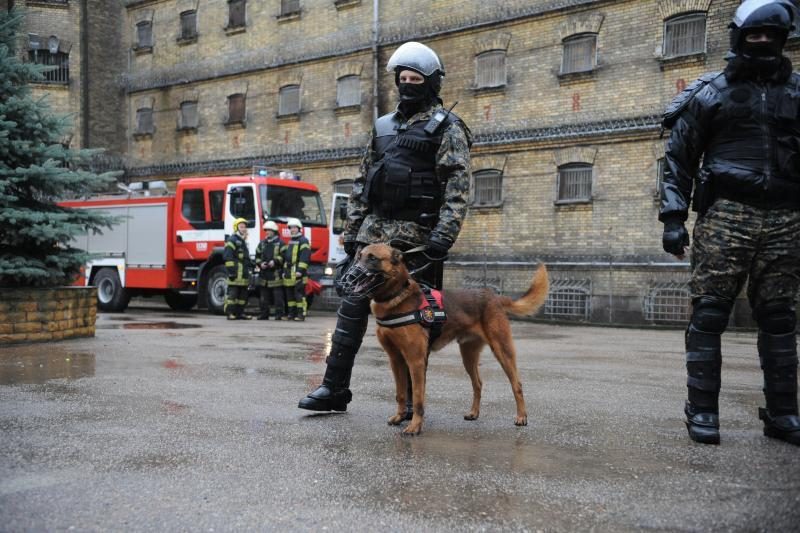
[{"x1": 0, "y1": 303, "x2": 798, "y2": 532}]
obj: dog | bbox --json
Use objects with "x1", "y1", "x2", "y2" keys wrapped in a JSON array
[{"x1": 343, "y1": 243, "x2": 549, "y2": 435}]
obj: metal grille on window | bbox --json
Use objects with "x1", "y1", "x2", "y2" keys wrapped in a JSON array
[
  {"x1": 663, "y1": 13, "x2": 706, "y2": 57},
  {"x1": 561, "y1": 34, "x2": 596, "y2": 74},
  {"x1": 227, "y1": 94, "x2": 245, "y2": 124},
  {"x1": 228, "y1": 0, "x2": 246, "y2": 28},
  {"x1": 473, "y1": 169, "x2": 503, "y2": 206},
  {"x1": 643, "y1": 281, "x2": 691, "y2": 323},
  {"x1": 475, "y1": 50, "x2": 506, "y2": 88},
  {"x1": 180, "y1": 11, "x2": 197, "y2": 40},
  {"x1": 180, "y1": 101, "x2": 198, "y2": 130},
  {"x1": 137, "y1": 21, "x2": 153, "y2": 48},
  {"x1": 279, "y1": 85, "x2": 300, "y2": 116},
  {"x1": 136, "y1": 108, "x2": 153, "y2": 134},
  {"x1": 544, "y1": 279, "x2": 592, "y2": 320},
  {"x1": 337, "y1": 76, "x2": 360, "y2": 107},
  {"x1": 463, "y1": 275, "x2": 503, "y2": 294},
  {"x1": 28, "y1": 50, "x2": 69, "y2": 84},
  {"x1": 333, "y1": 179, "x2": 354, "y2": 195},
  {"x1": 557, "y1": 164, "x2": 592, "y2": 202},
  {"x1": 281, "y1": 0, "x2": 300, "y2": 15}
]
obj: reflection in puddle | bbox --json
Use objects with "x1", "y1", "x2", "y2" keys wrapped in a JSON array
[
  {"x1": 97, "y1": 321, "x2": 202, "y2": 330},
  {"x1": 0, "y1": 347, "x2": 95, "y2": 385}
]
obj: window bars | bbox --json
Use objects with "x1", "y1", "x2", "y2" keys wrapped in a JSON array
[
  {"x1": 180, "y1": 11, "x2": 197, "y2": 40},
  {"x1": 544, "y1": 279, "x2": 591, "y2": 320},
  {"x1": 279, "y1": 85, "x2": 301, "y2": 116},
  {"x1": 473, "y1": 169, "x2": 503, "y2": 206},
  {"x1": 663, "y1": 13, "x2": 706, "y2": 58},
  {"x1": 643, "y1": 281, "x2": 691, "y2": 323},
  {"x1": 28, "y1": 50, "x2": 69, "y2": 84},
  {"x1": 557, "y1": 164, "x2": 592, "y2": 202},
  {"x1": 561, "y1": 34, "x2": 596, "y2": 74},
  {"x1": 475, "y1": 50, "x2": 506, "y2": 88}
]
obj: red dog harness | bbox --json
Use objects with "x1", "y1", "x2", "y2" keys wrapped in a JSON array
[{"x1": 375, "y1": 286, "x2": 447, "y2": 344}]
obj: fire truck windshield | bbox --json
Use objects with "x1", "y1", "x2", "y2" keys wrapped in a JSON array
[{"x1": 259, "y1": 185, "x2": 326, "y2": 227}]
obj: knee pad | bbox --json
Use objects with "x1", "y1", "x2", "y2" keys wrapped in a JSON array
[
  {"x1": 755, "y1": 301, "x2": 797, "y2": 335},
  {"x1": 690, "y1": 296, "x2": 733, "y2": 334}
]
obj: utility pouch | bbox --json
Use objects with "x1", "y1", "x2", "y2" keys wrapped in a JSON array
[
  {"x1": 361, "y1": 161, "x2": 384, "y2": 203},
  {"x1": 692, "y1": 168, "x2": 715, "y2": 216},
  {"x1": 383, "y1": 159, "x2": 412, "y2": 204}
]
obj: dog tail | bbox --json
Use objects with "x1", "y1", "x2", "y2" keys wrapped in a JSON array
[{"x1": 500, "y1": 264, "x2": 549, "y2": 317}]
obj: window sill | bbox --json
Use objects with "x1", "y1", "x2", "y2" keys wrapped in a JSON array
[
  {"x1": 557, "y1": 67, "x2": 598, "y2": 84},
  {"x1": 176, "y1": 126, "x2": 198, "y2": 134},
  {"x1": 470, "y1": 202, "x2": 504, "y2": 210},
  {"x1": 334, "y1": 104, "x2": 361, "y2": 116},
  {"x1": 334, "y1": 0, "x2": 361, "y2": 9},
  {"x1": 132, "y1": 132, "x2": 154, "y2": 141},
  {"x1": 30, "y1": 81, "x2": 69, "y2": 89},
  {"x1": 176, "y1": 35, "x2": 198, "y2": 46},
  {"x1": 471, "y1": 84, "x2": 506, "y2": 97},
  {"x1": 27, "y1": 0, "x2": 69, "y2": 8},
  {"x1": 276, "y1": 11, "x2": 301, "y2": 23},
  {"x1": 132, "y1": 45, "x2": 153, "y2": 55},
  {"x1": 554, "y1": 198, "x2": 593, "y2": 206},
  {"x1": 276, "y1": 112, "x2": 301, "y2": 123},
  {"x1": 224, "y1": 25, "x2": 246, "y2": 36},
  {"x1": 658, "y1": 52, "x2": 706, "y2": 70},
  {"x1": 224, "y1": 121, "x2": 246, "y2": 130}
]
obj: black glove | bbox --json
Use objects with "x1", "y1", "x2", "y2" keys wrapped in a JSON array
[
  {"x1": 425, "y1": 235, "x2": 451, "y2": 261},
  {"x1": 662, "y1": 220, "x2": 689, "y2": 256},
  {"x1": 343, "y1": 240, "x2": 357, "y2": 256}
]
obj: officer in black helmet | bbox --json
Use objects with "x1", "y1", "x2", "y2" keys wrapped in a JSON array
[
  {"x1": 660, "y1": 0, "x2": 800, "y2": 446},
  {"x1": 298, "y1": 41, "x2": 472, "y2": 413}
]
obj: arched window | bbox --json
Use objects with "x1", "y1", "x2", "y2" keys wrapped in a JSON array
[
  {"x1": 475, "y1": 50, "x2": 506, "y2": 88},
  {"x1": 336, "y1": 75, "x2": 360, "y2": 108},
  {"x1": 557, "y1": 163, "x2": 593, "y2": 202},
  {"x1": 663, "y1": 13, "x2": 706, "y2": 57},
  {"x1": 561, "y1": 34, "x2": 597, "y2": 74},
  {"x1": 136, "y1": 21, "x2": 153, "y2": 49},
  {"x1": 472, "y1": 169, "x2": 503, "y2": 207},
  {"x1": 136, "y1": 107, "x2": 154, "y2": 135}
]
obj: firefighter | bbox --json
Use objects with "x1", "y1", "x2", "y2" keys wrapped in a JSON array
[
  {"x1": 660, "y1": 0, "x2": 800, "y2": 445},
  {"x1": 223, "y1": 217, "x2": 253, "y2": 320},
  {"x1": 299, "y1": 41, "x2": 472, "y2": 412},
  {"x1": 255, "y1": 220, "x2": 285, "y2": 320},
  {"x1": 281, "y1": 217, "x2": 311, "y2": 321}
]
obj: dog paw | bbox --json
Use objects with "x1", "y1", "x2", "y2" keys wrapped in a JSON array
[
  {"x1": 463, "y1": 413, "x2": 479, "y2": 421},
  {"x1": 387, "y1": 414, "x2": 405, "y2": 426},
  {"x1": 402, "y1": 425, "x2": 422, "y2": 436},
  {"x1": 514, "y1": 416, "x2": 528, "y2": 426}
]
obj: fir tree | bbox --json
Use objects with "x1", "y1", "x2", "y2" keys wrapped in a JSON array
[{"x1": 0, "y1": 9, "x2": 118, "y2": 288}]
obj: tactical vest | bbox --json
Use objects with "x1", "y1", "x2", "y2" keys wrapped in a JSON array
[{"x1": 361, "y1": 110, "x2": 460, "y2": 225}]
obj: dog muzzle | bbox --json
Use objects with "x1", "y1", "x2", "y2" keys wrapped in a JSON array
[{"x1": 338, "y1": 262, "x2": 387, "y2": 300}]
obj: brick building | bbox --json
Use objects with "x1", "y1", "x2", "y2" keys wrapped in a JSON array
[{"x1": 11, "y1": 0, "x2": 799, "y2": 325}]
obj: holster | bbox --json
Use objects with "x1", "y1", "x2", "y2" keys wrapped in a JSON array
[{"x1": 692, "y1": 168, "x2": 715, "y2": 216}]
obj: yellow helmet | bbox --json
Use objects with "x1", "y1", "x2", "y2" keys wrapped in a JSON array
[
  {"x1": 263, "y1": 220, "x2": 279, "y2": 232},
  {"x1": 286, "y1": 217, "x2": 302, "y2": 230},
  {"x1": 233, "y1": 218, "x2": 248, "y2": 230}
]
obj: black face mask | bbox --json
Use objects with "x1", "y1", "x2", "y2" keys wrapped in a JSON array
[
  {"x1": 742, "y1": 40, "x2": 782, "y2": 60},
  {"x1": 398, "y1": 82, "x2": 428, "y2": 103}
]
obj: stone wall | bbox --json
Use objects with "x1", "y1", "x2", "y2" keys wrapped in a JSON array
[{"x1": 0, "y1": 287, "x2": 98, "y2": 344}]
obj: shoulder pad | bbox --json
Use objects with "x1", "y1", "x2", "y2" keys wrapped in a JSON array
[
  {"x1": 662, "y1": 72, "x2": 723, "y2": 129},
  {"x1": 374, "y1": 112, "x2": 402, "y2": 137}
]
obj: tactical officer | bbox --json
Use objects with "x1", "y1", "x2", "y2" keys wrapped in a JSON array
[
  {"x1": 223, "y1": 217, "x2": 253, "y2": 320},
  {"x1": 255, "y1": 220, "x2": 285, "y2": 320},
  {"x1": 660, "y1": 0, "x2": 800, "y2": 446},
  {"x1": 281, "y1": 217, "x2": 311, "y2": 321},
  {"x1": 299, "y1": 41, "x2": 472, "y2": 412}
]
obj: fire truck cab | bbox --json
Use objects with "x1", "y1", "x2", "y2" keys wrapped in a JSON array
[{"x1": 62, "y1": 171, "x2": 329, "y2": 314}]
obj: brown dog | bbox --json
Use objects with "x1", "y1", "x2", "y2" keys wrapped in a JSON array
[{"x1": 346, "y1": 243, "x2": 549, "y2": 435}]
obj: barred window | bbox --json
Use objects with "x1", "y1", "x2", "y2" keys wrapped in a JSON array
[
  {"x1": 544, "y1": 279, "x2": 592, "y2": 320},
  {"x1": 228, "y1": 0, "x2": 246, "y2": 28},
  {"x1": 180, "y1": 10, "x2": 197, "y2": 40},
  {"x1": 643, "y1": 282, "x2": 691, "y2": 323},
  {"x1": 663, "y1": 13, "x2": 706, "y2": 58},
  {"x1": 561, "y1": 34, "x2": 596, "y2": 74},
  {"x1": 279, "y1": 84, "x2": 300, "y2": 116},
  {"x1": 136, "y1": 108, "x2": 154, "y2": 134},
  {"x1": 473, "y1": 169, "x2": 503, "y2": 207},
  {"x1": 28, "y1": 50, "x2": 69, "y2": 84},
  {"x1": 337, "y1": 75, "x2": 360, "y2": 107},
  {"x1": 281, "y1": 0, "x2": 300, "y2": 15},
  {"x1": 136, "y1": 21, "x2": 153, "y2": 48},
  {"x1": 333, "y1": 179, "x2": 354, "y2": 195},
  {"x1": 557, "y1": 163, "x2": 592, "y2": 202},
  {"x1": 475, "y1": 50, "x2": 506, "y2": 89},
  {"x1": 227, "y1": 93, "x2": 246, "y2": 124},
  {"x1": 180, "y1": 101, "x2": 198, "y2": 130}
]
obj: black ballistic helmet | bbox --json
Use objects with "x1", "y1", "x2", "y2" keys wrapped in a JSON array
[{"x1": 729, "y1": 0, "x2": 796, "y2": 52}]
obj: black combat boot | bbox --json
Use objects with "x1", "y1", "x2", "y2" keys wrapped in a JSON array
[
  {"x1": 684, "y1": 325, "x2": 722, "y2": 444},
  {"x1": 298, "y1": 342, "x2": 355, "y2": 411},
  {"x1": 758, "y1": 330, "x2": 800, "y2": 446}
]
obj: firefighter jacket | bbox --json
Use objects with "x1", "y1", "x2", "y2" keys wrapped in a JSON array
[
  {"x1": 281, "y1": 234, "x2": 311, "y2": 283},
  {"x1": 343, "y1": 103, "x2": 472, "y2": 250},
  {"x1": 660, "y1": 56, "x2": 800, "y2": 222},
  {"x1": 223, "y1": 233, "x2": 252, "y2": 287},
  {"x1": 256, "y1": 235, "x2": 283, "y2": 287}
]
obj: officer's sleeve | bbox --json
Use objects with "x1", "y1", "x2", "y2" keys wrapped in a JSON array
[
  {"x1": 297, "y1": 238, "x2": 311, "y2": 276},
  {"x1": 255, "y1": 242, "x2": 263, "y2": 263},
  {"x1": 223, "y1": 239, "x2": 237, "y2": 278},
  {"x1": 430, "y1": 121, "x2": 472, "y2": 247},
  {"x1": 660, "y1": 84, "x2": 715, "y2": 223},
  {"x1": 343, "y1": 138, "x2": 374, "y2": 244}
]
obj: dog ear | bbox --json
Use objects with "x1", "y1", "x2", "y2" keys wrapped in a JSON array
[{"x1": 390, "y1": 248, "x2": 403, "y2": 265}]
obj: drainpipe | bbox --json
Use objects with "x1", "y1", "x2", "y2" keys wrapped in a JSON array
[
  {"x1": 372, "y1": 0, "x2": 379, "y2": 122},
  {"x1": 80, "y1": 0, "x2": 89, "y2": 148}
]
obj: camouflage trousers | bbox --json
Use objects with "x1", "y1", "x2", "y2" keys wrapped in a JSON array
[{"x1": 691, "y1": 199, "x2": 800, "y2": 309}]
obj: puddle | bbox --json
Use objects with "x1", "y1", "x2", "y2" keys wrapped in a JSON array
[
  {"x1": 97, "y1": 322, "x2": 202, "y2": 330},
  {"x1": 0, "y1": 347, "x2": 95, "y2": 385}
]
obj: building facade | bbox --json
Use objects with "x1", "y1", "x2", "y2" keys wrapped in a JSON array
[{"x1": 13, "y1": 0, "x2": 798, "y2": 325}]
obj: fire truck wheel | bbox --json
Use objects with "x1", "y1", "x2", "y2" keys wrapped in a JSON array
[
  {"x1": 94, "y1": 268, "x2": 130, "y2": 312},
  {"x1": 206, "y1": 265, "x2": 228, "y2": 315},
  {"x1": 164, "y1": 291, "x2": 198, "y2": 312}
]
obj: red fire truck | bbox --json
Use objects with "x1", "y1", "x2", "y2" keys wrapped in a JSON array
[{"x1": 61, "y1": 171, "x2": 329, "y2": 314}]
